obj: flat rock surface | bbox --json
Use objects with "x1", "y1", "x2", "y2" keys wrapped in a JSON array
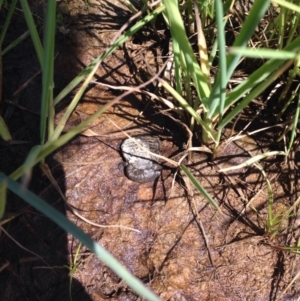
[{"x1": 1, "y1": 1, "x2": 300, "y2": 301}]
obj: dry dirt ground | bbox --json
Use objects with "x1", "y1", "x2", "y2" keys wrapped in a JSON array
[{"x1": 1, "y1": 1, "x2": 300, "y2": 301}]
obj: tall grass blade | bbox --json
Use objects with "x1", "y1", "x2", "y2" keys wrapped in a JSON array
[
  {"x1": 218, "y1": 57, "x2": 296, "y2": 129},
  {"x1": 10, "y1": 97, "x2": 121, "y2": 181},
  {"x1": 215, "y1": 0, "x2": 226, "y2": 116},
  {"x1": 21, "y1": 145, "x2": 43, "y2": 186},
  {"x1": 0, "y1": 115, "x2": 12, "y2": 141},
  {"x1": 229, "y1": 48, "x2": 300, "y2": 59},
  {"x1": 214, "y1": 0, "x2": 226, "y2": 144},
  {"x1": 225, "y1": 0, "x2": 271, "y2": 81},
  {"x1": 19, "y1": 0, "x2": 44, "y2": 67},
  {"x1": 51, "y1": 58, "x2": 101, "y2": 140},
  {"x1": 216, "y1": 36, "x2": 300, "y2": 129},
  {"x1": 52, "y1": 7, "x2": 166, "y2": 140},
  {"x1": 272, "y1": 0, "x2": 300, "y2": 13},
  {"x1": 287, "y1": 84, "x2": 300, "y2": 154},
  {"x1": 162, "y1": 0, "x2": 211, "y2": 107},
  {"x1": 180, "y1": 164, "x2": 220, "y2": 210},
  {"x1": 1, "y1": 31, "x2": 30, "y2": 56},
  {"x1": 53, "y1": 5, "x2": 165, "y2": 106},
  {"x1": 159, "y1": 78, "x2": 217, "y2": 142},
  {"x1": 252, "y1": 162, "x2": 274, "y2": 235},
  {"x1": 0, "y1": 0, "x2": 18, "y2": 44},
  {"x1": 208, "y1": 0, "x2": 271, "y2": 119},
  {"x1": 41, "y1": 0, "x2": 56, "y2": 144}
]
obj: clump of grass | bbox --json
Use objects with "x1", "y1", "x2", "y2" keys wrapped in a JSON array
[
  {"x1": 161, "y1": 0, "x2": 300, "y2": 149},
  {"x1": 151, "y1": 0, "x2": 300, "y2": 214}
]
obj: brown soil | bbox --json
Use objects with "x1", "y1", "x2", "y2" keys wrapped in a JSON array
[{"x1": 1, "y1": 1, "x2": 300, "y2": 301}]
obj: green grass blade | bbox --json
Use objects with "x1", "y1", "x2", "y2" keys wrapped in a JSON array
[
  {"x1": 225, "y1": 0, "x2": 271, "y2": 81},
  {"x1": 216, "y1": 36, "x2": 300, "y2": 128},
  {"x1": 213, "y1": 0, "x2": 227, "y2": 144},
  {"x1": 218, "y1": 58, "x2": 295, "y2": 129},
  {"x1": 51, "y1": 56, "x2": 101, "y2": 141},
  {"x1": 1, "y1": 30, "x2": 30, "y2": 56},
  {"x1": 53, "y1": 5, "x2": 165, "y2": 106},
  {"x1": 208, "y1": 0, "x2": 271, "y2": 119},
  {"x1": 21, "y1": 145, "x2": 43, "y2": 184},
  {"x1": 0, "y1": 0, "x2": 18, "y2": 44},
  {"x1": 49, "y1": 4, "x2": 165, "y2": 143},
  {"x1": 287, "y1": 84, "x2": 300, "y2": 154},
  {"x1": 0, "y1": 115, "x2": 12, "y2": 141},
  {"x1": 280, "y1": 246, "x2": 300, "y2": 253},
  {"x1": 278, "y1": 3, "x2": 285, "y2": 49},
  {"x1": 40, "y1": 0, "x2": 56, "y2": 144},
  {"x1": 172, "y1": 38, "x2": 183, "y2": 96},
  {"x1": 253, "y1": 162, "x2": 274, "y2": 235},
  {"x1": 229, "y1": 47, "x2": 300, "y2": 59},
  {"x1": 19, "y1": 0, "x2": 44, "y2": 68},
  {"x1": 215, "y1": 0, "x2": 226, "y2": 116},
  {"x1": 10, "y1": 97, "x2": 120, "y2": 181},
  {"x1": 159, "y1": 79, "x2": 217, "y2": 142},
  {"x1": 162, "y1": 0, "x2": 211, "y2": 107},
  {"x1": 286, "y1": 11, "x2": 300, "y2": 45},
  {"x1": 54, "y1": 58, "x2": 101, "y2": 106},
  {"x1": 180, "y1": 164, "x2": 220, "y2": 211},
  {"x1": 272, "y1": 0, "x2": 300, "y2": 13},
  {"x1": 0, "y1": 172, "x2": 162, "y2": 301},
  {"x1": 52, "y1": 7, "x2": 165, "y2": 140}
]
